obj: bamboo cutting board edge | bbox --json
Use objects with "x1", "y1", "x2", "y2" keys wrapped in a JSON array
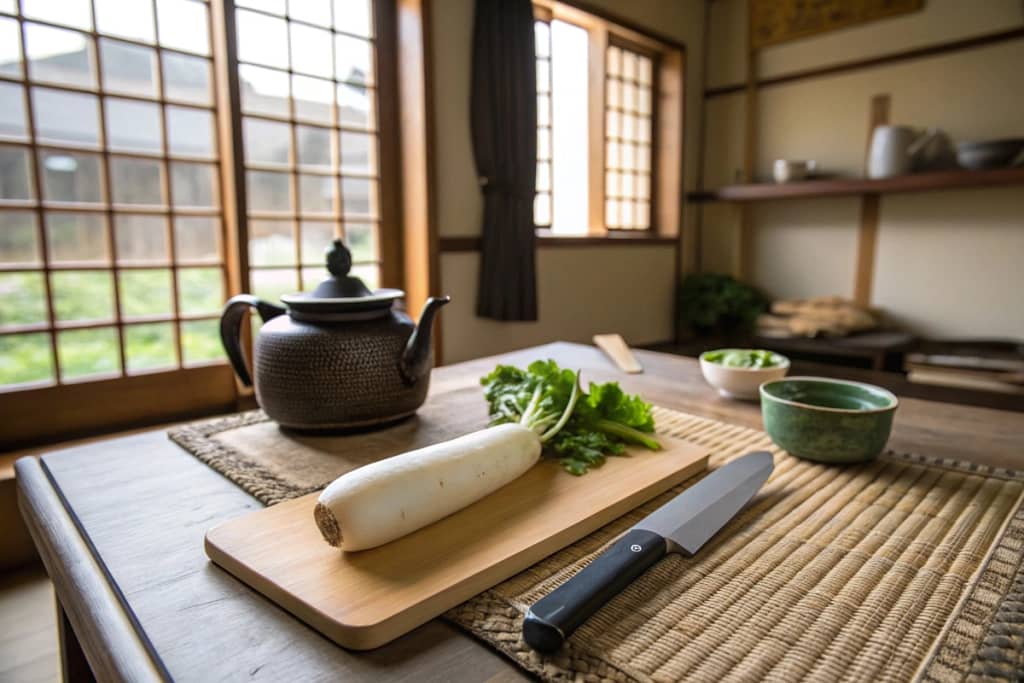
[{"x1": 205, "y1": 441, "x2": 707, "y2": 650}]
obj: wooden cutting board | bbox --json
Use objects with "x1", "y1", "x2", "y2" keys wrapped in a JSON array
[{"x1": 205, "y1": 439, "x2": 707, "y2": 650}]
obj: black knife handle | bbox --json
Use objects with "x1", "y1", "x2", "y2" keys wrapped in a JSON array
[{"x1": 522, "y1": 528, "x2": 666, "y2": 653}]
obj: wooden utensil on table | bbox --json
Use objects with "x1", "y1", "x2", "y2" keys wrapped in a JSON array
[{"x1": 594, "y1": 334, "x2": 643, "y2": 374}]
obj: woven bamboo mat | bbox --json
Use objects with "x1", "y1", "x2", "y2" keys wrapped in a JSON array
[{"x1": 170, "y1": 405, "x2": 1024, "y2": 682}]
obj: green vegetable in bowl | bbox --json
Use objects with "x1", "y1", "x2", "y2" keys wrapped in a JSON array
[
  {"x1": 703, "y1": 349, "x2": 782, "y2": 369},
  {"x1": 481, "y1": 360, "x2": 661, "y2": 475}
]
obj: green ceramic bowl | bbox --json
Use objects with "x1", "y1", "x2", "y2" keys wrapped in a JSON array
[{"x1": 760, "y1": 376, "x2": 898, "y2": 464}]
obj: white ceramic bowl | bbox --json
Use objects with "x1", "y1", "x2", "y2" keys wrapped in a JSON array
[{"x1": 699, "y1": 349, "x2": 790, "y2": 400}]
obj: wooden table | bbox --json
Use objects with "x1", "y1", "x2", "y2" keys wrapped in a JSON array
[{"x1": 16, "y1": 342, "x2": 1024, "y2": 682}]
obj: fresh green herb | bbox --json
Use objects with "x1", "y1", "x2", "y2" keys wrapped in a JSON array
[
  {"x1": 703, "y1": 349, "x2": 782, "y2": 369},
  {"x1": 480, "y1": 360, "x2": 661, "y2": 475}
]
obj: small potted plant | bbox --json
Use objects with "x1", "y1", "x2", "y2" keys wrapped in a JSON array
[{"x1": 677, "y1": 273, "x2": 768, "y2": 343}]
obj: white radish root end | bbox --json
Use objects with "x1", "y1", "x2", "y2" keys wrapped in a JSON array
[{"x1": 314, "y1": 502, "x2": 342, "y2": 547}]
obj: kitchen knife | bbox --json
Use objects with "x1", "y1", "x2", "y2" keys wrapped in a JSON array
[{"x1": 522, "y1": 450, "x2": 774, "y2": 653}]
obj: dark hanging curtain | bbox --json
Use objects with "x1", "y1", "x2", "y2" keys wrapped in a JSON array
[{"x1": 471, "y1": 0, "x2": 538, "y2": 321}]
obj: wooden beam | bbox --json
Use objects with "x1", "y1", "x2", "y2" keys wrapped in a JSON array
[
  {"x1": 375, "y1": 0, "x2": 404, "y2": 292},
  {"x1": 587, "y1": 22, "x2": 608, "y2": 234},
  {"x1": 655, "y1": 48, "x2": 685, "y2": 240},
  {"x1": 438, "y1": 235, "x2": 679, "y2": 252},
  {"x1": 691, "y1": 0, "x2": 713, "y2": 274},
  {"x1": 705, "y1": 26, "x2": 1024, "y2": 98},
  {"x1": 58, "y1": 605, "x2": 96, "y2": 683},
  {"x1": 210, "y1": 0, "x2": 256, "y2": 398},
  {"x1": 0, "y1": 365, "x2": 238, "y2": 450},
  {"x1": 393, "y1": 0, "x2": 441, "y2": 360},
  {"x1": 853, "y1": 94, "x2": 890, "y2": 306},
  {"x1": 737, "y1": 16, "x2": 758, "y2": 281},
  {"x1": 210, "y1": 0, "x2": 249, "y2": 297},
  {"x1": 672, "y1": 36, "x2": 690, "y2": 342},
  {"x1": 686, "y1": 166, "x2": 1024, "y2": 202},
  {"x1": 854, "y1": 195, "x2": 880, "y2": 306}
]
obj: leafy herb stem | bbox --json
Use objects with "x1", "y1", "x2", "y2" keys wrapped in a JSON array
[
  {"x1": 593, "y1": 419, "x2": 661, "y2": 451},
  {"x1": 539, "y1": 373, "x2": 580, "y2": 442}
]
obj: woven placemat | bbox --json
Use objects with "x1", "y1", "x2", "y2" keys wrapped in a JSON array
[{"x1": 170, "y1": 405, "x2": 1024, "y2": 682}]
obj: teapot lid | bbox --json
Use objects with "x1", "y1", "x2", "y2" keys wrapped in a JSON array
[{"x1": 280, "y1": 239, "x2": 403, "y2": 317}]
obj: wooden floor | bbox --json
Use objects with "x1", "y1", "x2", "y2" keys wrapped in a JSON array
[{"x1": 0, "y1": 564, "x2": 59, "y2": 682}]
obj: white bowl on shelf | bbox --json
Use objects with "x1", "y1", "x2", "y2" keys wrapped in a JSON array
[{"x1": 699, "y1": 349, "x2": 791, "y2": 400}]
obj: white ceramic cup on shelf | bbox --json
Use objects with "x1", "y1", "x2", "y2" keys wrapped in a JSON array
[{"x1": 772, "y1": 159, "x2": 816, "y2": 183}]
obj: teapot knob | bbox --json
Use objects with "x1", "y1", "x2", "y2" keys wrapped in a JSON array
[
  {"x1": 326, "y1": 239, "x2": 352, "y2": 278},
  {"x1": 312, "y1": 238, "x2": 373, "y2": 299}
]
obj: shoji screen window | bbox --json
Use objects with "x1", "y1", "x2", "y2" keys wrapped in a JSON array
[
  {"x1": 605, "y1": 43, "x2": 654, "y2": 230},
  {"x1": 0, "y1": 0, "x2": 226, "y2": 389},
  {"x1": 234, "y1": 0, "x2": 381, "y2": 301}
]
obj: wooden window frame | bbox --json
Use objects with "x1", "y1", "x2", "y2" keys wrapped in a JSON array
[
  {"x1": 531, "y1": 0, "x2": 683, "y2": 241},
  {"x1": 0, "y1": 0, "x2": 428, "y2": 448},
  {"x1": 533, "y1": 14, "x2": 554, "y2": 229}
]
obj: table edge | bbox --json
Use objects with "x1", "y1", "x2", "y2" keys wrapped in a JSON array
[{"x1": 15, "y1": 456, "x2": 168, "y2": 683}]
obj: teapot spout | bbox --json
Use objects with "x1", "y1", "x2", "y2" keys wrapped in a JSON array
[{"x1": 400, "y1": 296, "x2": 451, "y2": 385}]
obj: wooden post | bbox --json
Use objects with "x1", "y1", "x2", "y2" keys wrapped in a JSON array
[
  {"x1": 587, "y1": 23, "x2": 608, "y2": 234},
  {"x1": 58, "y1": 604, "x2": 96, "y2": 683},
  {"x1": 394, "y1": 0, "x2": 442, "y2": 361},
  {"x1": 690, "y1": 0, "x2": 713, "y2": 274},
  {"x1": 737, "y1": 7, "x2": 758, "y2": 281},
  {"x1": 210, "y1": 0, "x2": 249, "y2": 299},
  {"x1": 854, "y1": 94, "x2": 890, "y2": 306}
]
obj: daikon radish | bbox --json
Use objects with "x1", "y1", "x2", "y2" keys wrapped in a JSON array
[
  {"x1": 315, "y1": 372, "x2": 581, "y2": 551},
  {"x1": 315, "y1": 424, "x2": 539, "y2": 550}
]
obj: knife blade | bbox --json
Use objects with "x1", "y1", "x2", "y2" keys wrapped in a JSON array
[{"x1": 522, "y1": 450, "x2": 774, "y2": 653}]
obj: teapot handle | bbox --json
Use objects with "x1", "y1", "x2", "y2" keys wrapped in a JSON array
[{"x1": 219, "y1": 295, "x2": 286, "y2": 387}]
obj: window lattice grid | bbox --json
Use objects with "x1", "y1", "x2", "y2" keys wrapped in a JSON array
[
  {"x1": 533, "y1": 19, "x2": 552, "y2": 228},
  {"x1": 0, "y1": 0, "x2": 227, "y2": 389},
  {"x1": 604, "y1": 44, "x2": 653, "y2": 231},
  {"x1": 234, "y1": 0, "x2": 382, "y2": 298}
]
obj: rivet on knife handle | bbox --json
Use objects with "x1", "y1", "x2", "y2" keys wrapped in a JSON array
[{"x1": 522, "y1": 528, "x2": 666, "y2": 653}]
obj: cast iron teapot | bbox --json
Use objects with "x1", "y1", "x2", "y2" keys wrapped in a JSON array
[{"x1": 220, "y1": 239, "x2": 449, "y2": 430}]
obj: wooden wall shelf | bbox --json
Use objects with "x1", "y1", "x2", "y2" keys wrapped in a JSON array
[{"x1": 687, "y1": 166, "x2": 1024, "y2": 203}]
